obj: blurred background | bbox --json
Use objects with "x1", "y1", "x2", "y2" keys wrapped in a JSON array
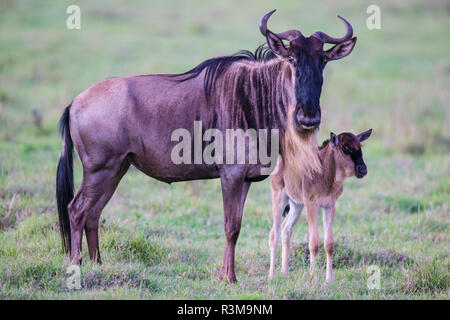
[{"x1": 0, "y1": 0, "x2": 448, "y2": 299}]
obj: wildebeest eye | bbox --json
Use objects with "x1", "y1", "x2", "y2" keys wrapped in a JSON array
[{"x1": 288, "y1": 56, "x2": 294, "y2": 63}]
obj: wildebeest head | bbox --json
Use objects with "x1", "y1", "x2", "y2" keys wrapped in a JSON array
[{"x1": 260, "y1": 10, "x2": 357, "y2": 132}]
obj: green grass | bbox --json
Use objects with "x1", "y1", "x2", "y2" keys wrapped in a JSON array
[{"x1": 0, "y1": 0, "x2": 449, "y2": 299}]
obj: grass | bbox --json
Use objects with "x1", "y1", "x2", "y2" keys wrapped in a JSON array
[{"x1": 0, "y1": 0, "x2": 449, "y2": 299}]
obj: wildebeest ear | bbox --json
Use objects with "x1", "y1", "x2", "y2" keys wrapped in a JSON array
[
  {"x1": 330, "y1": 132, "x2": 339, "y2": 147},
  {"x1": 357, "y1": 128, "x2": 372, "y2": 142},
  {"x1": 325, "y1": 37, "x2": 357, "y2": 61},
  {"x1": 266, "y1": 30, "x2": 289, "y2": 59}
]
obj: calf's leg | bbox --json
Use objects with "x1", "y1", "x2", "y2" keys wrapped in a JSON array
[
  {"x1": 280, "y1": 200, "x2": 303, "y2": 276},
  {"x1": 268, "y1": 190, "x2": 288, "y2": 279},
  {"x1": 323, "y1": 206, "x2": 335, "y2": 283},
  {"x1": 305, "y1": 203, "x2": 319, "y2": 280}
]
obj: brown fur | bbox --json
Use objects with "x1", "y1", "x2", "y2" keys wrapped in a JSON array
[{"x1": 268, "y1": 131, "x2": 371, "y2": 282}]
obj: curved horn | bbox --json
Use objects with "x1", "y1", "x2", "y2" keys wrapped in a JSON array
[
  {"x1": 259, "y1": 9, "x2": 276, "y2": 37},
  {"x1": 259, "y1": 9, "x2": 302, "y2": 41},
  {"x1": 312, "y1": 15, "x2": 353, "y2": 44}
]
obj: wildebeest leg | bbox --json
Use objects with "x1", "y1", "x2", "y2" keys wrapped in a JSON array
[
  {"x1": 322, "y1": 206, "x2": 335, "y2": 283},
  {"x1": 268, "y1": 190, "x2": 288, "y2": 280},
  {"x1": 305, "y1": 203, "x2": 319, "y2": 281},
  {"x1": 219, "y1": 169, "x2": 251, "y2": 283},
  {"x1": 86, "y1": 159, "x2": 130, "y2": 263},
  {"x1": 68, "y1": 158, "x2": 129, "y2": 264},
  {"x1": 280, "y1": 200, "x2": 303, "y2": 276},
  {"x1": 67, "y1": 189, "x2": 85, "y2": 264}
]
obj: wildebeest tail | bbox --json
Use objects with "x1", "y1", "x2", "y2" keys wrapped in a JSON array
[{"x1": 56, "y1": 104, "x2": 74, "y2": 254}]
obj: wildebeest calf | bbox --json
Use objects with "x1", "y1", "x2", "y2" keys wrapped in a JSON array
[{"x1": 268, "y1": 129, "x2": 372, "y2": 282}]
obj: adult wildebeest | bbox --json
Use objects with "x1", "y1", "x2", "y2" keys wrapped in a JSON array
[{"x1": 56, "y1": 10, "x2": 356, "y2": 282}]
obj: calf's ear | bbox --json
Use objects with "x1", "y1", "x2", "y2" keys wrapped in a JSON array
[
  {"x1": 357, "y1": 128, "x2": 372, "y2": 142},
  {"x1": 330, "y1": 132, "x2": 339, "y2": 147}
]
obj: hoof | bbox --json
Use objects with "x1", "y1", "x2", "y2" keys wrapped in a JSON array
[{"x1": 219, "y1": 272, "x2": 237, "y2": 284}]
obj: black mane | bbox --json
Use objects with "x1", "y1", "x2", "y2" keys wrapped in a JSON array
[{"x1": 171, "y1": 44, "x2": 276, "y2": 102}]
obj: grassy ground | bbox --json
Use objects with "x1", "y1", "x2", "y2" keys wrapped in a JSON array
[{"x1": 0, "y1": 0, "x2": 448, "y2": 299}]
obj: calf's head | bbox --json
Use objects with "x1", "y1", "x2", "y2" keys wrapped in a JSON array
[
  {"x1": 260, "y1": 10, "x2": 357, "y2": 132},
  {"x1": 329, "y1": 129, "x2": 372, "y2": 178}
]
